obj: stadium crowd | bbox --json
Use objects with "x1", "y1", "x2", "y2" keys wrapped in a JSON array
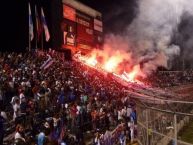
[
  {"x1": 0, "y1": 51, "x2": 137, "y2": 145},
  {"x1": 1, "y1": 51, "x2": 193, "y2": 145}
]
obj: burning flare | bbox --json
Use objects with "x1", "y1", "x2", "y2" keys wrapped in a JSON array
[
  {"x1": 76, "y1": 48, "x2": 143, "y2": 83},
  {"x1": 85, "y1": 53, "x2": 97, "y2": 66},
  {"x1": 104, "y1": 56, "x2": 122, "y2": 72}
]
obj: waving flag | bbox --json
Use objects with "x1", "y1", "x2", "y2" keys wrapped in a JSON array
[
  {"x1": 29, "y1": 3, "x2": 34, "y2": 41},
  {"x1": 35, "y1": 6, "x2": 42, "y2": 41},
  {"x1": 40, "y1": 55, "x2": 54, "y2": 70},
  {"x1": 41, "y1": 8, "x2": 50, "y2": 42}
]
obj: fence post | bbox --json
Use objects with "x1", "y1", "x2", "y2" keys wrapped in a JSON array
[
  {"x1": 146, "y1": 109, "x2": 149, "y2": 145},
  {"x1": 174, "y1": 113, "x2": 177, "y2": 145}
]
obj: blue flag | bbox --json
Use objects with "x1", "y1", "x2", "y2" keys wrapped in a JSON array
[
  {"x1": 41, "y1": 8, "x2": 50, "y2": 41},
  {"x1": 29, "y1": 3, "x2": 34, "y2": 41}
]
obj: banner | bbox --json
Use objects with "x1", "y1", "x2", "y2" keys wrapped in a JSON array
[
  {"x1": 40, "y1": 55, "x2": 54, "y2": 70},
  {"x1": 63, "y1": 5, "x2": 76, "y2": 22}
]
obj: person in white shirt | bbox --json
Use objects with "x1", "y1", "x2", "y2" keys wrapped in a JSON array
[
  {"x1": 121, "y1": 106, "x2": 127, "y2": 118},
  {"x1": 76, "y1": 105, "x2": 81, "y2": 115},
  {"x1": 15, "y1": 124, "x2": 25, "y2": 142},
  {"x1": 118, "y1": 109, "x2": 122, "y2": 121},
  {"x1": 93, "y1": 132, "x2": 101, "y2": 145},
  {"x1": 130, "y1": 123, "x2": 135, "y2": 143},
  {"x1": 10, "y1": 96, "x2": 18, "y2": 105},
  {"x1": 126, "y1": 106, "x2": 132, "y2": 120},
  {"x1": 0, "y1": 110, "x2": 7, "y2": 120},
  {"x1": 19, "y1": 92, "x2": 25, "y2": 105},
  {"x1": 13, "y1": 99, "x2": 21, "y2": 121}
]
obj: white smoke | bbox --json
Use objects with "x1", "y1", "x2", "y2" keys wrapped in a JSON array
[{"x1": 103, "y1": 0, "x2": 193, "y2": 75}]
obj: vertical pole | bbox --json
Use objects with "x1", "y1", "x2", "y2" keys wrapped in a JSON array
[
  {"x1": 29, "y1": 35, "x2": 31, "y2": 52},
  {"x1": 174, "y1": 113, "x2": 177, "y2": 145},
  {"x1": 41, "y1": 31, "x2": 43, "y2": 50},
  {"x1": 146, "y1": 109, "x2": 149, "y2": 145},
  {"x1": 36, "y1": 32, "x2": 38, "y2": 50},
  {"x1": 182, "y1": 58, "x2": 185, "y2": 71}
]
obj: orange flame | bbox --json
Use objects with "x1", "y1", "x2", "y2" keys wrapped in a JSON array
[
  {"x1": 104, "y1": 56, "x2": 122, "y2": 72},
  {"x1": 76, "y1": 48, "x2": 143, "y2": 83},
  {"x1": 85, "y1": 53, "x2": 98, "y2": 66},
  {"x1": 125, "y1": 65, "x2": 140, "y2": 81}
]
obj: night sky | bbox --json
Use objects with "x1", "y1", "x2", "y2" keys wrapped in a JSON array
[
  {"x1": 79, "y1": 0, "x2": 137, "y2": 34},
  {"x1": 0, "y1": 0, "x2": 137, "y2": 52}
]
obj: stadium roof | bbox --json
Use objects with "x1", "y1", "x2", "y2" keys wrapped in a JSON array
[{"x1": 62, "y1": 0, "x2": 102, "y2": 18}]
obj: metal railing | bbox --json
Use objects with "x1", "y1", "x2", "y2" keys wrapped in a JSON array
[{"x1": 133, "y1": 96, "x2": 193, "y2": 145}]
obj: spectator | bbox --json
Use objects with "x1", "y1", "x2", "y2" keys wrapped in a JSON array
[
  {"x1": 13, "y1": 99, "x2": 21, "y2": 121},
  {"x1": 0, "y1": 88, "x2": 3, "y2": 107},
  {"x1": 15, "y1": 124, "x2": 26, "y2": 143},
  {"x1": 0, "y1": 114, "x2": 4, "y2": 145},
  {"x1": 0, "y1": 51, "x2": 140, "y2": 144},
  {"x1": 37, "y1": 128, "x2": 47, "y2": 145},
  {"x1": 0, "y1": 108, "x2": 8, "y2": 120},
  {"x1": 93, "y1": 131, "x2": 101, "y2": 145},
  {"x1": 119, "y1": 131, "x2": 126, "y2": 145}
]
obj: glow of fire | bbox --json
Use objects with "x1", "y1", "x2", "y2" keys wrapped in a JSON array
[
  {"x1": 85, "y1": 55, "x2": 98, "y2": 66},
  {"x1": 76, "y1": 50, "x2": 143, "y2": 84},
  {"x1": 124, "y1": 65, "x2": 140, "y2": 81},
  {"x1": 104, "y1": 57, "x2": 121, "y2": 72}
]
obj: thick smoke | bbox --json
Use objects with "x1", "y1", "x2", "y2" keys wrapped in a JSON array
[
  {"x1": 102, "y1": 0, "x2": 138, "y2": 34},
  {"x1": 103, "y1": 0, "x2": 193, "y2": 75},
  {"x1": 173, "y1": 12, "x2": 193, "y2": 69}
]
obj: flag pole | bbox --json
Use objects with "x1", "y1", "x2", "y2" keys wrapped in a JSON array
[
  {"x1": 29, "y1": 34, "x2": 31, "y2": 52},
  {"x1": 41, "y1": 28, "x2": 43, "y2": 50},
  {"x1": 36, "y1": 30, "x2": 38, "y2": 50}
]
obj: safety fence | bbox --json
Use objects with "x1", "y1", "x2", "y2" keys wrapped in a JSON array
[{"x1": 135, "y1": 98, "x2": 193, "y2": 145}]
